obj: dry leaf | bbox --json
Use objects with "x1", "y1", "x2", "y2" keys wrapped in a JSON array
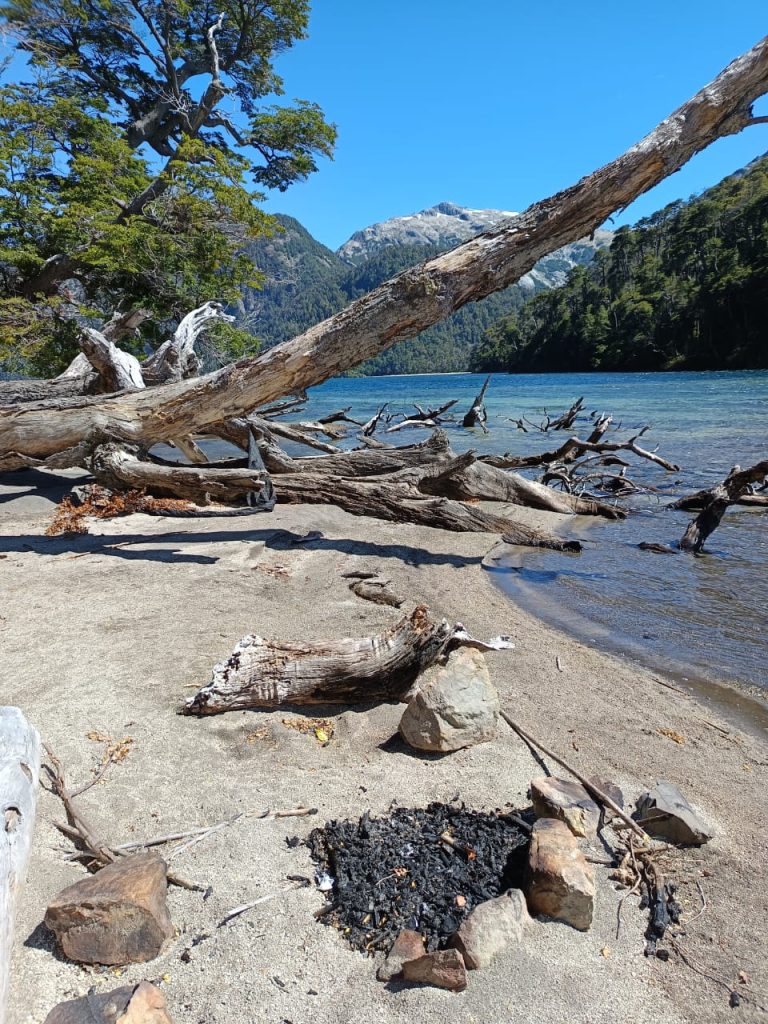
[
  {"x1": 658, "y1": 727, "x2": 686, "y2": 744},
  {"x1": 600, "y1": 946, "x2": 611, "y2": 958}
]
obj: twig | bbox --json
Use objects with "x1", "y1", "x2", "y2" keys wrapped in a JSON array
[
  {"x1": 43, "y1": 742, "x2": 204, "y2": 891},
  {"x1": 499, "y1": 710, "x2": 649, "y2": 840},
  {"x1": 69, "y1": 756, "x2": 116, "y2": 798},
  {"x1": 687, "y1": 879, "x2": 708, "y2": 924},
  {"x1": 219, "y1": 880, "x2": 306, "y2": 926}
]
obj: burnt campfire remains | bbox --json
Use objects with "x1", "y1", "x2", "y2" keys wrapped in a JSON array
[{"x1": 306, "y1": 802, "x2": 530, "y2": 954}]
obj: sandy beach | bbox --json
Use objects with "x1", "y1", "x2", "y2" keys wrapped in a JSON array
[{"x1": 1, "y1": 468, "x2": 766, "y2": 1024}]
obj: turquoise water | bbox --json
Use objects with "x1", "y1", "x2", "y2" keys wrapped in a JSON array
[{"x1": 202, "y1": 370, "x2": 768, "y2": 693}]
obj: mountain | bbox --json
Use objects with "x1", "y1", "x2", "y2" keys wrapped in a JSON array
[
  {"x1": 234, "y1": 204, "x2": 612, "y2": 374},
  {"x1": 470, "y1": 154, "x2": 768, "y2": 373},
  {"x1": 336, "y1": 201, "x2": 517, "y2": 263}
]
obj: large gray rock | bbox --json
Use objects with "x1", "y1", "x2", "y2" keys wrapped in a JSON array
[
  {"x1": 398, "y1": 648, "x2": 499, "y2": 752},
  {"x1": 449, "y1": 889, "x2": 529, "y2": 969},
  {"x1": 526, "y1": 818, "x2": 595, "y2": 931},
  {"x1": 636, "y1": 782, "x2": 714, "y2": 846}
]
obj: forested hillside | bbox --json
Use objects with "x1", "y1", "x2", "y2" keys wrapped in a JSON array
[
  {"x1": 237, "y1": 211, "x2": 609, "y2": 374},
  {"x1": 470, "y1": 156, "x2": 768, "y2": 373}
]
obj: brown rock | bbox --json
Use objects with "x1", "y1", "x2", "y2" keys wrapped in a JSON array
[
  {"x1": 530, "y1": 776, "x2": 600, "y2": 838},
  {"x1": 450, "y1": 889, "x2": 529, "y2": 969},
  {"x1": 377, "y1": 928, "x2": 426, "y2": 981},
  {"x1": 526, "y1": 818, "x2": 594, "y2": 931},
  {"x1": 402, "y1": 948, "x2": 467, "y2": 991},
  {"x1": 44, "y1": 981, "x2": 173, "y2": 1023},
  {"x1": 44, "y1": 853, "x2": 174, "y2": 965}
]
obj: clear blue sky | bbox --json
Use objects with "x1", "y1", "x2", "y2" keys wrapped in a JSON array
[{"x1": 262, "y1": 1, "x2": 768, "y2": 249}]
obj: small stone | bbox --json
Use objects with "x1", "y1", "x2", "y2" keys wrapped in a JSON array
[
  {"x1": 636, "y1": 782, "x2": 714, "y2": 846},
  {"x1": 44, "y1": 853, "x2": 174, "y2": 965},
  {"x1": 402, "y1": 948, "x2": 467, "y2": 991},
  {"x1": 449, "y1": 889, "x2": 529, "y2": 969},
  {"x1": 377, "y1": 929, "x2": 426, "y2": 981},
  {"x1": 526, "y1": 818, "x2": 595, "y2": 931},
  {"x1": 398, "y1": 648, "x2": 499, "y2": 752},
  {"x1": 44, "y1": 981, "x2": 173, "y2": 1023},
  {"x1": 530, "y1": 777, "x2": 600, "y2": 838}
]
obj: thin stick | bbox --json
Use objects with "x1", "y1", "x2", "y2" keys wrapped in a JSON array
[
  {"x1": 219, "y1": 881, "x2": 305, "y2": 926},
  {"x1": 43, "y1": 743, "x2": 204, "y2": 891},
  {"x1": 499, "y1": 710, "x2": 649, "y2": 841}
]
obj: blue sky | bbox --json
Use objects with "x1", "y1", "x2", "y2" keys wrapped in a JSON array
[{"x1": 262, "y1": 1, "x2": 768, "y2": 249}]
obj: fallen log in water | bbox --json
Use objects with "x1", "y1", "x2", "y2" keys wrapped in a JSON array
[
  {"x1": 183, "y1": 606, "x2": 513, "y2": 715},
  {"x1": 1, "y1": 707, "x2": 41, "y2": 1024},
  {"x1": 463, "y1": 375, "x2": 491, "y2": 430},
  {"x1": 679, "y1": 460, "x2": 768, "y2": 553}
]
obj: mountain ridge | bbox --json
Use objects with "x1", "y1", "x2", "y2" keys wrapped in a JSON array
[{"x1": 235, "y1": 203, "x2": 612, "y2": 373}]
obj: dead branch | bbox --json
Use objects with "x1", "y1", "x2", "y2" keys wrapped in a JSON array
[
  {"x1": 463, "y1": 375, "x2": 491, "y2": 430},
  {"x1": 679, "y1": 459, "x2": 768, "y2": 552},
  {"x1": 498, "y1": 710, "x2": 649, "y2": 841}
]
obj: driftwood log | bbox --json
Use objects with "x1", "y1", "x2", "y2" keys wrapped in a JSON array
[
  {"x1": 3, "y1": 37, "x2": 768, "y2": 463},
  {"x1": 85, "y1": 436, "x2": 585, "y2": 548},
  {"x1": 463, "y1": 375, "x2": 491, "y2": 430},
  {"x1": 1, "y1": 707, "x2": 41, "y2": 1024},
  {"x1": 184, "y1": 605, "x2": 513, "y2": 715},
  {"x1": 679, "y1": 460, "x2": 768, "y2": 552}
]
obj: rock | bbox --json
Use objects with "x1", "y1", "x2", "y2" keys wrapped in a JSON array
[
  {"x1": 402, "y1": 948, "x2": 467, "y2": 991},
  {"x1": 525, "y1": 818, "x2": 595, "y2": 930},
  {"x1": 449, "y1": 889, "x2": 529, "y2": 969},
  {"x1": 530, "y1": 777, "x2": 600, "y2": 838},
  {"x1": 398, "y1": 648, "x2": 499, "y2": 752},
  {"x1": 377, "y1": 928, "x2": 426, "y2": 980},
  {"x1": 44, "y1": 981, "x2": 173, "y2": 1023},
  {"x1": 636, "y1": 782, "x2": 714, "y2": 846},
  {"x1": 44, "y1": 853, "x2": 174, "y2": 965}
]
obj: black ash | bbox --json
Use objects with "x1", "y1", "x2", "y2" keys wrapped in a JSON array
[{"x1": 306, "y1": 802, "x2": 530, "y2": 953}]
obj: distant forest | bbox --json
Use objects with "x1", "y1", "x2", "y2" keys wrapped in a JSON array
[{"x1": 470, "y1": 155, "x2": 768, "y2": 373}]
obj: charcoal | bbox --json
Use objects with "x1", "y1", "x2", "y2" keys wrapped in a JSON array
[{"x1": 306, "y1": 802, "x2": 529, "y2": 954}]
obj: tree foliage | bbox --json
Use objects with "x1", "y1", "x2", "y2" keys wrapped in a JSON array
[
  {"x1": 0, "y1": 0, "x2": 335, "y2": 373},
  {"x1": 470, "y1": 156, "x2": 768, "y2": 373}
]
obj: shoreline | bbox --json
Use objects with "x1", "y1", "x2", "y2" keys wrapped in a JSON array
[
  {"x1": 2, "y1": 474, "x2": 767, "y2": 1024},
  {"x1": 484, "y1": 552, "x2": 768, "y2": 740}
]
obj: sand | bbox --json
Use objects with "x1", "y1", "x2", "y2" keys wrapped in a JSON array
[{"x1": 1, "y1": 467, "x2": 766, "y2": 1024}]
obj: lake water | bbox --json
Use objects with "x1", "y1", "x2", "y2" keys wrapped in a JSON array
[{"x1": 262, "y1": 371, "x2": 768, "y2": 699}]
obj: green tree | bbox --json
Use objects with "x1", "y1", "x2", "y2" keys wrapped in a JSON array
[{"x1": 0, "y1": 0, "x2": 336, "y2": 372}]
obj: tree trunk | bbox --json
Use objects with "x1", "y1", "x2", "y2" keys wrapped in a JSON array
[
  {"x1": 679, "y1": 460, "x2": 768, "y2": 552},
  {"x1": 4, "y1": 37, "x2": 768, "y2": 461},
  {"x1": 184, "y1": 605, "x2": 512, "y2": 715},
  {"x1": 1, "y1": 707, "x2": 41, "y2": 1024}
]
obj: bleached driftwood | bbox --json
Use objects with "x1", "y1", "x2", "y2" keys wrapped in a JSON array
[
  {"x1": 1, "y1": 707, "x2": 41, "y2": 1024},
  {"x1": 184, "y1": 606, "x2": 513, "y2": 715}
]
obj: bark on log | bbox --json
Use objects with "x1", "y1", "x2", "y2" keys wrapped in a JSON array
[
  {"x1": 679, "y1": 460, "x2": 768, "y2": 552},
  {"x1": 5, "y1": 37, "x2": 768, "y2": 460},
  {"x1": 253, "y1": 430, "x2": 623, "y2": 518},
  {"x1": 184, "y1": 605, "x2": 512, "y2": 715},
  {"x1": 1, "y1": 707, "x2": 42, "y2": 1024},
  {"x1": 78, "y1": 328, "x2": 145, "y2": 392},
  {"x1": 90, "y1": 444, "x2": 266, "y2": 503}
]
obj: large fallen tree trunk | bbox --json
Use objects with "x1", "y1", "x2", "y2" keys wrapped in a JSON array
[
  {"x1": 4, "y1": 37, "x2": 768, "y2": 462},
  {"x1": 87, "y1": 442, "x2": 581, "y2": 547},
  {"x1": 183, "y1": 605, "x2": 513, "y2": 715},
  {"x1": 1, "y1": 707, "x2": 41, "y2": 1024},
  {"x1": 679, "y1": 459, "x2": 768, "y2": 552},
  {"x1": 248, "y1": 429, "x2": 622, "y2": 517}
]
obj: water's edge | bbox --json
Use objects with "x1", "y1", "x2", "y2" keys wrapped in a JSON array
[{"x1": 483, "y1": 551, "x2": 768, "y2": 739}]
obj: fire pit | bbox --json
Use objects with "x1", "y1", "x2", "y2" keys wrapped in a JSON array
[{"x1": 307, "y1": 802, "x2": 530, "y2": 953}]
